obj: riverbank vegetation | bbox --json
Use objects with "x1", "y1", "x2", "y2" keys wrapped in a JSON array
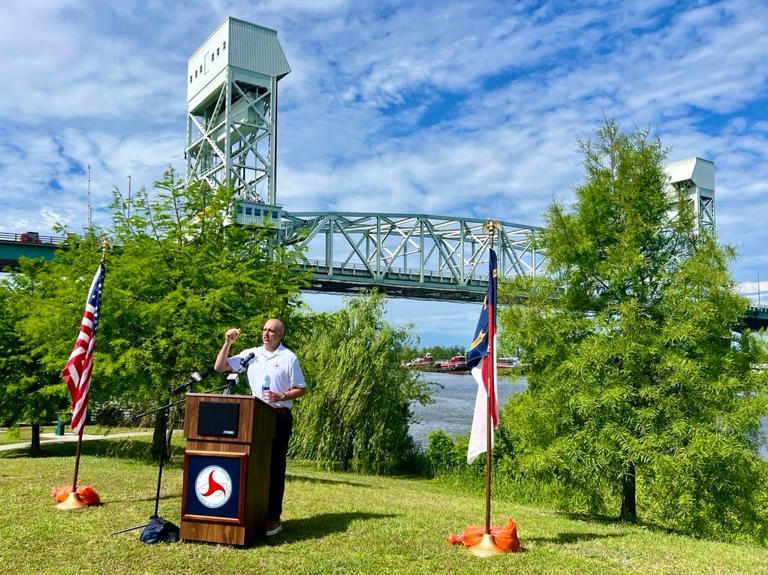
[{"x1": 400, "y1": 344, "x2": 466, "y2": 363}]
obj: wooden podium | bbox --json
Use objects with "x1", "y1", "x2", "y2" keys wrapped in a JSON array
[{"x1": 179, "y1": 393, "x2": 276, "y2": 546}]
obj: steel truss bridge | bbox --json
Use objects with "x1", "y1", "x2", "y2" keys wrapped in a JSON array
[{"x1": 272, "y1": 209, "x2": 544, "y2": 302}]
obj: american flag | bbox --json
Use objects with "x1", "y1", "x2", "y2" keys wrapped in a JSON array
[
  {"x1": 466, "y1": 248, "x2": 498, "y2": 465},
  {"x1": 62, "y1": 261, "x2": 105, "y2": 434}
]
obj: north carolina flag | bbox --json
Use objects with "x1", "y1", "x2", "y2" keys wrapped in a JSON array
[{"x1": 466, "y1": 248, "x2": 498, "y2": 465}]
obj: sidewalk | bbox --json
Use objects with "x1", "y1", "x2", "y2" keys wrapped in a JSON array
[{"x1": 0, "y1": 431, "x2": 153, "y2": 452}]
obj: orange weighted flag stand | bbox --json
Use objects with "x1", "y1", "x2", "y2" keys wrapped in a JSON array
[{"x1": 55, "y1": 430, "x2": 88, "y2": 509}]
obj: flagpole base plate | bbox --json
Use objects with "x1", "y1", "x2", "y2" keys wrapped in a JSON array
[
  {"x1": 467, "y1": 533, "x2": 507, "y2": 557},
  {"x1": 56, "y1": 491, "x2": 88, "y2": 510}
]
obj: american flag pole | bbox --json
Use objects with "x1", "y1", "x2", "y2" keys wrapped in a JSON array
[
  {"x1": 59, "y1": 241, "x2": 108, "y2": 508},
  {"x1": 71, "y1": 428, "x2": 84, "y2": 493}
]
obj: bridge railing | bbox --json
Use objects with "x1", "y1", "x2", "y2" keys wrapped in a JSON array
[{"x1": 0, "y1": 232, "x2": 67, "y2": 245}]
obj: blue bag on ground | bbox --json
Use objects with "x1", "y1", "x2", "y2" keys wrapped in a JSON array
[{"x1": 140, "y1": 516, "x2": 179, "y2": 543}]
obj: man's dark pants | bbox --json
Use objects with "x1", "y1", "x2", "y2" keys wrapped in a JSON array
[{"x1": 267, "y1": 411, "x2": 292, "y2": 522}]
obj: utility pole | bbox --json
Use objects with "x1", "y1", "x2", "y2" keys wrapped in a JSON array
[{"x1": 87, "y1": 164, "x2": 92, "y2": 229}]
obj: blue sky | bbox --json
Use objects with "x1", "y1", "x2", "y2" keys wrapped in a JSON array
[{"x1": 1, "y1": 1, "x2": 767, "y2": 347}]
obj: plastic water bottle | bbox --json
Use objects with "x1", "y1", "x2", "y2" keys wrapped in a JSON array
[{"x1": 262, "y1": 375, "x2": 270, "y2": 399}]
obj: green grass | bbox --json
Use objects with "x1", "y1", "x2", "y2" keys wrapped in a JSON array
[{"x1": 2, "y1": 436, "x2": 768, "y2": 574}]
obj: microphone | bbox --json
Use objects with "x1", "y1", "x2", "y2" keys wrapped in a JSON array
[
  {"x1": 239, "y1": 352, "x2": 256, "y2": 369},
  {"x1": 224, "y1": 373, "x2": 239, "y2": 395},
  {"x1": 172, "y1": 369, "x2": 209, "y2": 394}
]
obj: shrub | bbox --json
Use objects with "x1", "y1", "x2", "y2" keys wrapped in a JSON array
[{"x1": 291, "y1": 292, "x2": 431, "y2": 474}]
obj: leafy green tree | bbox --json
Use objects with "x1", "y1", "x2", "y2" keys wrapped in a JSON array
[
  {"x1": 0, "y1": 271, "x2": 69, "y2": 455},
  {"x1": 291, "y1": 292, "x2": 431, "y2": 473},
  {"x1": 498, "y1": 119, "x2": 768, "y2": 537},
  {"x1": 0, "y1": 237, "x2": 108, "y2": 454},
  {"x1": 0, "y1": 168, "x2": 308, "y2": 457}
]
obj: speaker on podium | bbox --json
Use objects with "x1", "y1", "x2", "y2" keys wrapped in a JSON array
[{"x1": 179, "y1": 393, "x2": 277, "y2": 546}]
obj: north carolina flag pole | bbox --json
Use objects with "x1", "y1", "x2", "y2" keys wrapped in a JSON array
[
  {"x1": 484, "y1": 224, "x2": 495, "y2": 535},
  {"x1": 467, "y1": 219, "x2": 504, "y2": 557},
  {"x1": 450, "y1": 225, "x2": 520, "y2": 555}
]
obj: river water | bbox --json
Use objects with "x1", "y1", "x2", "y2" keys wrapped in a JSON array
[
  {"x1": 408, "y1": 371, "x2": 768, "y2": 456},
  {"x1": 408, "y1": 371, "x2": 525, "y2": 449}
]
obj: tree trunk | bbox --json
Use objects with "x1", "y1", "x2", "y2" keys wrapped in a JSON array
[
  {"x1": 620, "y1": 461, "x2": 637, "y2": 522},
  {"x1": 30, "y1": 423, "x2": 41, "y2": 456}
]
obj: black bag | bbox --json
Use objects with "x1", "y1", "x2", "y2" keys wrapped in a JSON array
[{"x1": 139, "y1": 516, "x2": 180, "y2": 544}]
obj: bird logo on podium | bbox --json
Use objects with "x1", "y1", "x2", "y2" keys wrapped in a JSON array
[{"x1": 195, "y1": 465, "x2": 233, "y2": 508}]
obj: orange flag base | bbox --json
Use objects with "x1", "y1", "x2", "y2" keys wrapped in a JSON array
[
  {"x1": 53, "y1": 485, "x2": 100, "y2": 509},
  {"x1": 449, "y1": 518, "x2": 520, "y2": 556},
  {"x1": 56, "y1": 491, "x2": 87, "y2": 510}
]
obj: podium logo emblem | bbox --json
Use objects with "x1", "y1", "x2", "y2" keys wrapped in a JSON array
[{"x1": 195, "y1": 465, "x2": 233, "y2": 508}]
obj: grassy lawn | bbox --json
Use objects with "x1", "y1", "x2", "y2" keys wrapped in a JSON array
[{"x1": 2, "y1": 436, "x2": 768, "y2": 574}]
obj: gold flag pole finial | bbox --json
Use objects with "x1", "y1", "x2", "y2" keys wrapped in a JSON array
[
  {"x1": 482, "y1": 219, "x2": 502, "y2": 248},
  {"x1": 99, "y1": 238, "x2": 112, "y2": 262}
]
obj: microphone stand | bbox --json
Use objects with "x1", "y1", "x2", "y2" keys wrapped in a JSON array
[
  {"x1": 111, "y1": 396, "x2": 180, "y2": 535},
  {"x1": 112, "y1": 378, "x2": 230, "y2": 536}
]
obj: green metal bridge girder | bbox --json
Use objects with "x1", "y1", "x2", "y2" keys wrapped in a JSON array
[
  {"x1": 274, "y1": 210, "x2": 546, "y2": 302},
  {"x1": 742, "y1": 307, "x2": 768, "y2": 331}
]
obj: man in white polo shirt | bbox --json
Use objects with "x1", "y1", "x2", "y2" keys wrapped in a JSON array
[{"x1": 214, "y1": 318, "x2": 307, "y2": 537}]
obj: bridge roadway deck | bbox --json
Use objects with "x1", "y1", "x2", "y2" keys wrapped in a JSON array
[{"x1": 302, "y1": 260, "x2": 487, "y2": 302}]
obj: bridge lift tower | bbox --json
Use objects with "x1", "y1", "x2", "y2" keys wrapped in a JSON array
[
  {"x1": 664, "y1": 156, "x2": 715, "y2": 236},
  {"x1": 186, "y1": 17, "x2": 290, "y2": 204}
]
